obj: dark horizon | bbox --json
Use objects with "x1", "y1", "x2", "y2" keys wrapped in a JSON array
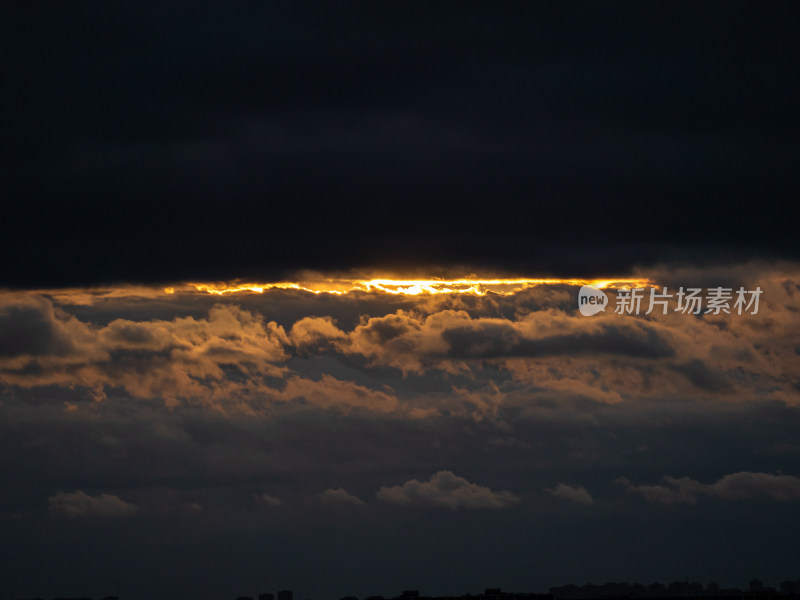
[{"x1": 16, "y1": 578, "x2": 800, "y2": 600}]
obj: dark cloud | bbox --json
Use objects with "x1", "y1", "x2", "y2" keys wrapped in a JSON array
[
  {"x1": 618, "y1": 472, "x2": 800, "y2": 505},
  {"x1": 2, "y1": 3, "x2": 800, "y2": 285},
  {"x1": 670, "y1": 359, "x2": 732, "y2": 393},
  {"x1": 319, "y1": 488, "x2": 365, "y2": 507},
  {"x1": 48, "y1": 490, "x2": 139, "y2": 518},
  {"x1": 3, "y1": 1, "x2": 800, "y2": 589},
  {"x1": 376, "y1": 470, "x2": 520, "y2": 510},
  {"x1": 0, "y1": 298, "x2": 78, "y2": 357},
  {"x1": 544, "y1": 483, "x2": 594, "y2": 506},
  {"x1": 255, "y1": 493, "x2": 283, "y2": 508},
  {"x1": 443, "y1": 321, "x2": 675, "y2": 359}
]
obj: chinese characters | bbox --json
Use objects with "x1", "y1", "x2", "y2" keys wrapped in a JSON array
[{"x1": 613, "y1": 287, "x2": 762, "y2": 316}]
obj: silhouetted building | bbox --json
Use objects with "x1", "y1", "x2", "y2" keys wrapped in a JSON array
[
  {"x1": 550, "y1": 585, "x2": 582, "y2": 599},
  {"x1": 781, "y1": 581, "x2": 800, "y2": 595},
  {"x1": 547, "y1": 579, "x2": 800, "y2": 599},
  {"x1": 278, "y1": 590, "x2": 294, "y2": 600},
  {"x1": 649, "y1": 583, "x2": 667, "y2": 596},
  {"x1": 402, "y1": 592, "x2": 420, "y2": 598},
  {"x1": 260, "y1": 594, "x2": 275, "y2": 600}
]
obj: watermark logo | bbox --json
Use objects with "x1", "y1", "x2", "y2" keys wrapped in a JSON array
[
  {"x1": 578, "y1": 285, "x2": 608, "y2": 316},
  {"x1": 577, "y1": 286, "x2": 763, "y2": 316}
]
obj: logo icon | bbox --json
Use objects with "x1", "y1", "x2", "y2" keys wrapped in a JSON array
[{"x1": 578, "y1": 285, "x2": 608, "y2": 316}]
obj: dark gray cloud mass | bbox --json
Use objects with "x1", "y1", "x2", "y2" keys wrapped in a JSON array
[
  {"x1": 2, "y1": 2, "x2": 800, "y2": 598},
  {"x1": 618, "y1": 472, "x2": 800, "y2": 505},
  {"x1": 376, "y1": 471, "x2": 520, "y2": 510},
  {"x1": 48, "y1": 490, "x2": 140, "y2": 518},
  {"x1": 1, "y1": 2, "x2": 799, "y2": 285},
  {"x1": 1, "y1": 263, "x2": 800, "y2": 599}
]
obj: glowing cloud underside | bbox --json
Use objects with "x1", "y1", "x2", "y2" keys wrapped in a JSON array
[{"x1": 177, "y1": 277, "x2": 654, "y2": 297}]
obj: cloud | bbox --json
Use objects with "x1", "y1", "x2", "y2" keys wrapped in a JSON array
[
  {"x1": 377, "y1": 470, "x2": 520, "y2": 510},
  {"x1": 616, "y1": 476, "x2": 699, "y2": 505},
  {"x1": 256, "y1": 493, "x2": 282, "y2": 508},
  {"x1": 705, "y1": 472, "x2": 800, "y2": 501},
  {"x1": 544, "y1": 483, "x2": 594, "y2": 505},
  {"x1": 670, "y1": 359, "x2": 731, "y2": 393},
  {"x1": 339, "y1": 307, "x2": 677, "y2": 379},
  {"x1": 618, "y1": 472, "x2": 800, "y2": 504},
  {"x1": 289, "y1": 316, "x2": 347, "y2": 354},
  {"x1": 48, "y1": 490, "x2": 139, "y2": 518},
  {"x1": 319, "y1": 488, "x2": 364, "y2": 506},
  {"x1": 278, "y1": 374, "x2": 399, "y2": 414},
  {"x1": 0, "y1": 297, "x2": 78, "y2": 357},
  {"x1": 0, "y1": 299, "x2": 289, "y2": 408},
  {"x1": 442, "y1": 319, "x2": 675, "y2": 360},
  {"x1": 1, "y1": 262, "x2": 799, "y2": 419}
]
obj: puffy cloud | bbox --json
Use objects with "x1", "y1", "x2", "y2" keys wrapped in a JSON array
[
  {"x1": 340, "y1": 307, "x2": 677, "y2": 379},
  {"x1": 0, "y1": 297, "x2": 79, "y2": 357},
  {"x1": 616, "y1": 476, "x2": 700, "y2": 505},
  {"x1": 343, "y1": 310, "x2": 451, "y2": 374},
  {"x1": 544, "y1": 483, "x2": 594, "y2": 505},
  {"x1": 705, "y1": 472, "x2": 800, "y2": 501},
  {"x1": 376, "y1": 470, "x2": 520, "y2": 510},
  {"x1": 618, "y1": 472, "x2": 800, "y2": 504},
  {"x1": 0, "y1": 300, "x2": 289, "y2": 408},
  {"x1": 48, "y1": 490, "x2": 139, "y2": 518},
  {"x1": 289, "y1": 316, "x2": 347, "y2": 354},
  {"x1": 256, "y1": 493, "x2": 282, "y2": 508},
  {"x1": 319, "y1": 488, "x2": 364, "y2": 506},
  {"x1": 1, "y1": 261, "x2": 799, "y2": 418},
  {"x1": 278, "y1": 374, "x2": 399, "y2": 414}
]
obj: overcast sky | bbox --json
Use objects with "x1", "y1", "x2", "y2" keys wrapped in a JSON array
[
  {"x1": 2, "y1": 2, "x2": 800, "y2": 285},
  {"x1": 2, "y1": 3, "x2": 800, "y2": 600},
  {"x1": 3, "y1": 263, "x2": 800, "y2": 599}
]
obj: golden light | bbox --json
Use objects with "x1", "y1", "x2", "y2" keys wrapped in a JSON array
[{"x1": 176, "y1": 277, "x2": 654, "y2": 297}]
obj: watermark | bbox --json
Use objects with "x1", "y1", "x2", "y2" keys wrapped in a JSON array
[
  {"x1": 578, "y1": 285, "x2": 609, "y2": 316},
  {"x1": 578, "y1": 286, "x2": 762, "y2": 316}
]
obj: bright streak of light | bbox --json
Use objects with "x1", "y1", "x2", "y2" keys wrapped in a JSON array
[{"x1": 178, "y1": 277, "x2": 654, "y2": 297}]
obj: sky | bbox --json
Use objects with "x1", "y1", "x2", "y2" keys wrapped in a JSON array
[{"x1": 2, "y1": 3, "x2": 800, "y2": 600}]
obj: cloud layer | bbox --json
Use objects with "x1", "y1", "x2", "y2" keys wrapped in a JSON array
[
  {"x1": 377, "y1": 471, "x2": 520, "y2": 510},
  {"x1": 48, "y1": 490, "x2": 139, "y2": 518},
  {"x1": 619, "y1": 472, "x2": 800, "y2": 505},
  {"x1": 1, "y1": 263, "x2": 799, "y2": 418},
  {"x1": 2, "y1": 263, "x2": 800, "y2": 597}
]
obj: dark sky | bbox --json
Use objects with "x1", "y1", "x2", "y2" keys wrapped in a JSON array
[
  {"x1": 3, "y1": 5, "x2": 800, "y2": 600},
  {"x1": 3, "y1": 1, "x2": 799, "y2": 286}
]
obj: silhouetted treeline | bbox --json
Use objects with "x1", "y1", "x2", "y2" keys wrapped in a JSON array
[
  {"x1": 549, "y1": 579, "x2": 800, "y2": 599},
  {"x1": 15, "y1": 580, "x2": 800, "y2": 600},
  {"x1": 16, "y1": 597, "x2": 118, "y2": 600}
]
